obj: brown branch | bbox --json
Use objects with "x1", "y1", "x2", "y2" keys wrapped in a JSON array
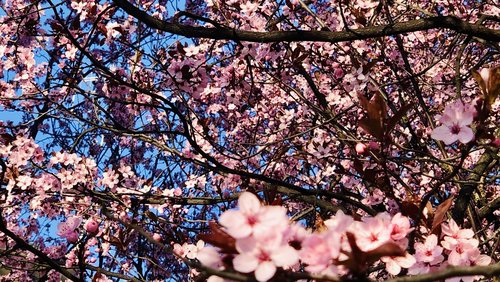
[
  {"x1": 112, "y1": 0, "x2": 500, "y2": 42},
  {"x1": 0, "y1": 213, "x2": 81, "y2": 281},
  {"x1": 85, "y1": 264, "x2": 143, "y2": 282},
  {"x1": 385, "y1": 263, "x2": 500, "y2": 282},
  {"x1": 100, "y1": 207, "x2": 251, "y2": 282},
  {"x1": 478, "y1": 196, "x2": 500, "y2": 219},
  {"x1": 452, "y1": 147, "x2": 498, "y2": 224}
]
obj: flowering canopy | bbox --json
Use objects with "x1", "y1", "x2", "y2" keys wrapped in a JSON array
[{"x1": 0, "y1": 0, "x2": 499, "y2": 281}]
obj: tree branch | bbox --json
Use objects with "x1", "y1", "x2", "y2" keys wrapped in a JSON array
[
  {"x1": 385, "y1": 263, "x2": 500, "y2": 282},
  {"x1": 0, "y1": 213, "x2": 81, "y2": 281},
  {"x1": 112, "y1": 0, "x2": 500, "y2": 42},
  {"x1": 452, "y1": 147, "x2": 498, "y2": 224}
]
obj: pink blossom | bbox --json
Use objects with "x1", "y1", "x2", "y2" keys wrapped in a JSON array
[
  {"x1": 233, "y1": 235, "x2": 299, "y2": 282},
  {"x1": 219, "y1": 192, "x2": 287, "y2": 239},
  {"x1": 431, "y1": 101, "x2": 475, "y2": 145},
  {"x1": 441, "y1": 219, "x2": 474, "y2": 248},
  {"x1": 361, "y1": 188, "x2": 385, "y2": 206},
  {"x1": 445, "y1": 249, "x2": 492, "y2": 282},
  {"x1": 381, "y1": 253, "x2": 416, "y2": 275},
  {"x1": 173, "y1": 240, "x2": 205, "y2": 260},
  {"x1": 57, "y1": 216, "x2": 82, "y2": 243},
  {"x1": 300, "y1": 232, "x2": 339, "y2": 273},
  {"x1": 414, "y1": 234, "x2": 444, "y2": 265},
  {"x1": 389, "y1": 213, "x2": 413, "y2": 241},
  {"x1": 101, "y1": 170, "x2": 119, "y2": 190},
  {"x1": 445, "y1": 238, "x2": 479, "y2": 266},
  {"x1": 324, "y1": 210, "x2": 354, "y2": 233},
  {"x1": 196, "y1": 246, "x2": 222, "y2": 269},
  {"x1": 152, "y1": 233, "x2": 162, "y2": 242},
  {"x1": 350, "y1": 213, "x2": 392, "y2": 252}
]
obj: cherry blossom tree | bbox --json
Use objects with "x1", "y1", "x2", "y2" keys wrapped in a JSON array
[{"x1": 0, "y1": 0, "x2": 499, "y2": 281}]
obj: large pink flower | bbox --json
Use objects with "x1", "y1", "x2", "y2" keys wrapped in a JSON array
[
  {"x1": 300, "y1": 232, "x2": 339, "y2": 273},
  {"x1": 441, "y1": 219, "x2": 474, "y2": 248},
  {"x1": 431, "y1": 101, "x2": 475, "y2": 145},
  {"x1": 233, "y1": 234, "x2": 298, "y2": 282},
  {"x1": 389, "y1": 213, "x2": 413, "y2": 241},
  {"x1": 57, "y1": 216, "x2": 82, "y2": 243},
  {"x1": 414, "y1": 234, "x2": 444, "y2": 265},
  {"x1": 381, "y1": 253, "x2": 416, "y2": 275},
  {"x1": 219, "y1": 192, "x2": 287, "y2": 239},
  {"x1": 350, "y1": 213, "x2": 392, "y2": 252}
]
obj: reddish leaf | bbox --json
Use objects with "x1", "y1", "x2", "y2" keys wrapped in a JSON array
[
  {"x1": 176, "y1": 41, "x2": 186, "y2": 55},
  {"x1": 359, "y1": 117, "x2": 384, "y2": 140},
  {"x1": 400, "y1": 201, "x2": 425, "y2": 224},
  {"x1": 472, "y1": 66, "x2": 500, "y2": 107},
  {"x1": 92, "y1": 272, "x2": 104, "y2": 282},
  {"x1": 363, "y1": 60, "x2": 379, "y2": 74},
  {"x1": 108, "y1": 236, "x2": 123, "y2": 250},
  {"x1": 296, "y1": 53, "x2": 308, "y2": 63},
  {"x1": 352, "y1": 159, "x2": 364, "y2": 175},
  {"x1": 431, "y1": 196, "x2": 454, "y2": 235},
  {"x1": 368, "y1": 93, "x2": 387, "y2": 124},
  {"x1": 358, "y1": 93, "x2": 387, "y2": 140},
  {"x1": 357, "y1": 93, "x2": 371, "y2": 112},
  {"x1": 198, "y1": 221, "x2": 236, "y2": 254}
]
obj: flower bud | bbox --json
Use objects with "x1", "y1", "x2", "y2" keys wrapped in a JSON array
[
  {"x1": 85, "y1": 219, "x2": 99, "y2": 234},
  {"x1": 355, "y1": 143, "x2": 367, "y2": 154}
]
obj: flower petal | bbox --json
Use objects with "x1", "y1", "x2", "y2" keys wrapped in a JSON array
[
  {"x1": 271, "y1": 246, "x2": 299, "y2": 267},
  {"x1": 457, "y1": 126, "x2": 474, "y2": 144},
  {"x1": 233, "y1": 253, "x2": 259, "y2": 273},
  {"x1": 238, "y1": 192, "x2": 261, "y2": 214},
  {"x1": 255, "y1": 261, "x2": 276, "y2": 282}
]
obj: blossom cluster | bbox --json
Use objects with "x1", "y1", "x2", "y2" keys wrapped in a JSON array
[
  {"x1": 187, "y1": 192, "x2": 492, "y2": 282},
  {"x1": 431, "y1": 100, "x2": 476, "y2": 145}
]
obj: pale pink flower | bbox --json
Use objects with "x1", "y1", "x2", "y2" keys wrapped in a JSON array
[
  {"x1": 361, "y1": 188, "x2": 385, "y2": 206},
  {"x1": 381, "y1": 253, "x2": 416, "y2": 275},
  {"x1": 445, "y1": 250, "x2": 491, "y2": 282},
  {"x1": 196, "y1": 246, "x2": 222, "y2": 269},
  {"x1": 408, "y1": 262, "x2": 431, "y2": 275},
  {"x1": 414, "y1": 234, "x2": 444, "y2": 265},
  {"x1": 152, "y1": 233, "x2": 162, "y2": 242},
  {"x1": 101, "y1": 170, "x2": 119, "y2": 189},
  {"x1": 57, "y1": 216, "x2": 82, "y2": 243},
  {"x1": 441, "y1": 219, "x2": 474, "y2": 248},
  {"x1": 324, "y1": 210, "x2": 354, "y2": 233},
  {"x1": 300, "y1": 233, "x2": 338, "y2": 273},
  {"x1": 233, "y1": 235, "x2": 298, "y2": 282},
  {"x1": 445, "y1": 238, "x2": 479, "y2": 266},
  {"x1": 389, "y1": 213, "x2": 413, "y2": 241},
  {"x1": 350, "y1": 213, "x2": 392, "y2": 252},
  {"x1": 431, "y1": 101, "x2": 475, "y2": 145},
  {"x1": 219, "y1": 192, "x2": 287, "y2": 239}
]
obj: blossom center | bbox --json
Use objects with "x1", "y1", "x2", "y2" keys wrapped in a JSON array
[
  {"x1": 450, "y1": 123, "x2": 461, "y2": 135},
  {"x1": 257, "y1": 250, "x2": 271, "y2": 262},
  {"x1": 247, "y1": 215, "x2": 258, "y2": 226}
]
